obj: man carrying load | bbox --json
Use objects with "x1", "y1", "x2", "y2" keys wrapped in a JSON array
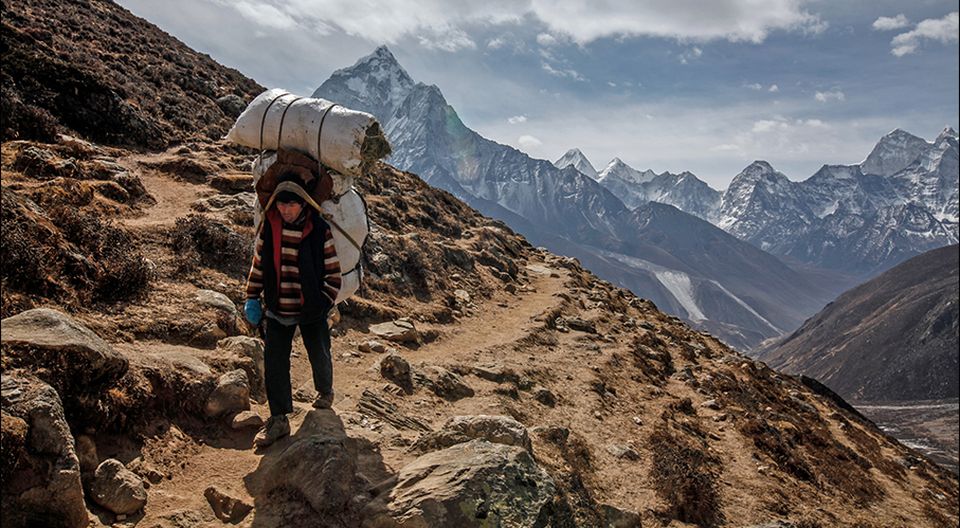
[{"x1": 243, "y1": 176, "x2": 341, "y2": 448}]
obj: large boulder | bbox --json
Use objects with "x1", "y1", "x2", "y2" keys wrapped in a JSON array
[
  {"x1": 365, "y1": 439, "x2": 556, "y2": 527},
  {"x1": 1, "y1": 374, "x2": 89, "y2": 528},
  {"x1": 1, "y1": 308, "x2": 128, "y2": 391},
  {"x1": 411, "y1": 415, "x2": 532, "y2": 454},
  {"x1": 87, "y1": 458, "x2": 147, "y2": 515},
  {"x1": 250, "y1": 412, "x2": 359, "y2": 517},
  {"x1": 204, "y1": 370, "x2": 250, "y2": 417}
]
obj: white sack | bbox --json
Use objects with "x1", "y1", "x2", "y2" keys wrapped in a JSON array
[
  {"x1": 321, "y1": 189, "x2": 369, "y2": 304},
  {"x1": 227, "y1": 88, "x2": 384, "y2": 178}
]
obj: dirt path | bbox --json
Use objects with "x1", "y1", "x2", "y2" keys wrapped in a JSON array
[{"x1": 118, "y1": 154, "x2": 210, "y2": 228}]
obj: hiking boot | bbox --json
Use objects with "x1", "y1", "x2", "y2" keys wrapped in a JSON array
[
  {"x1": 254, "y1": 415, "x2": 289, "y2": 447},
  {"x1": 312, "y1": 392, "x2": 335, "y2": 410}
]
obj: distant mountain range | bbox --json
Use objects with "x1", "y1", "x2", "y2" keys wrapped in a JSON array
[
  {"x1": 756, "y1": 244, "x2": 959, "y2": 402},
  {"x1": 313, "y1": 46, "x2": 955, "y2": 350}
]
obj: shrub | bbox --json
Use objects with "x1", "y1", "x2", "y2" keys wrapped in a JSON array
[
  {"x1": 649, "y1": 428, "x2": 724, "y2": 527},
  {"x1": 169, "y1": 214, "x2": 251, "y2": 276}
]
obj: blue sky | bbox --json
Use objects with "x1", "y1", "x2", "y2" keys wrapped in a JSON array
[{"x1": 116, "y1": 0, "x2": 958, "y2": 189}]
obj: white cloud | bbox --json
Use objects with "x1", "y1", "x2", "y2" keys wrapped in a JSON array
[
  {"x1": 745, "y1": 82, "x2": 763, "y2": 90},
  {"x1": 541, "y1": 62, "x2": 586, "y2": 81},
  {"x1": 815, "y1": 90, "x2": 845, "y2": 103},
  {"x1": 212, "y1": 0, "x2": 827, "y2": 50},
  {"x1": 679, "y1": 46, "x2": 703, "y2": 64},
  {"x1": 537, "y1": 33, "x2": 558, "y2": 46},
  {"x1": 890, "y1": 12, "x2": 958, "y2": 56},
  {"x1": 508, "y1": 115, "x2": 528, "y2": 124},
  {"x1": 487, "y1": 36, "x2": 507, "y2": 49},
  {"x1": 768, "y1": 84, "x2": 779, "y2": 92},
  {"x1": 753, "y1": 119, "x2": 788, "y2": 133},
  {"x1": 417, "y1": 28, "x2": 476, "y2": 52},
  {"x1": 518, "y1": 135, "x2": 543, "y2": 150},
  {"x1": 872, "y1": 14, "x2": 910, "y2": 31}
]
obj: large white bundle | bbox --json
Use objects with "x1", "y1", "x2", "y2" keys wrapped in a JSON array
[
  {"x1": 320, "y1": 189, "x2": 369, "y2": 304},
  {"x1": 226, "y1": 88, "x2": 389, "y2": 178}
]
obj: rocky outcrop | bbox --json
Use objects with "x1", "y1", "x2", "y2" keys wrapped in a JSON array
[
  {"x1": 364, "y1": 439, "x2": 556, "y2": 527},
  {"x1": 411, "y1": 415, "x2": 532, "y2": 454},
  {"x1": 204, "y1": 369, "x2": 251, "y2": 417},
  {"x1": 1, "y1": 374, "x2": 89, "y2": 528},
  {"x1": 1, "y1": 308, "x2": 128, "y2": 392}
]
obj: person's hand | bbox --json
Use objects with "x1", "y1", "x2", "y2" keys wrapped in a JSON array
[{"x1": 244, "y1": 299, "x2": 262, "y2": 325}]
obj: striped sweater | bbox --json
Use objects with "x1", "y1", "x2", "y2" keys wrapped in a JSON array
[{"x1": 246, "y1": 211, "x2": 341, "y2": 318}]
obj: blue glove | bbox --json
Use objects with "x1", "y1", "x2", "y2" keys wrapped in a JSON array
[{"x1": 244, "y1": 299, "x2": 262, "y2": 325}]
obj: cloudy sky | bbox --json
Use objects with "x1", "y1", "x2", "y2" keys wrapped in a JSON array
[{"x1": 117, "y1": 0, "x2": 958, "y2": 189}]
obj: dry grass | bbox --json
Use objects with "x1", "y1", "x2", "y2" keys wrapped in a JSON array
[{"x1": 649, "y1": 427, "x2": 724, "y2": 527}]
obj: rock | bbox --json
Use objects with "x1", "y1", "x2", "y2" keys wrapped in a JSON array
[
  {"x1": 193, "y1": 321, "x2": 228, "y2": 346},
  {"x1": 600, "y1": 503, "x2": 642, "y2": 528},
  {"x1": 217, "y1": 336, "x2": 265, "y2": 401},
  {"x1": 252, "y1": 414, "x2": 359, "y2": 517},
  {"x1": 412, "y1": 415, "x2": 533, "y2": 454},
  {"x1": 195, "y1": 289, "x2": 239, "y2": 319},
  {"x1": 0, "y1": 374, "x2": 89, "y2": 528},
  {"x1": 365, "y1": 440, "x2": 556, "y2": 527},
  {"x1": 88, "y1": 458, "x2": 147, "y2": 515},
  {"x1": 204, "y1": 370, "x2": 250, "y2": 417},
  {"x1": 75, "y1": 434, "x2": 99, "y2": 473},
  {"x1": 204, "y1": 486, "x2": 253, "y2": 523},
  {"x1": 415, "y1": 365, "x2": 474, "y2": 401},
  {"x1": 606, "y1": 444, "x2": 641, "y2": 461},
  {"x1": 0, "y1": 411, "x2": 28, "y2": 478},
  {"x1": 380, "y1": 354, "x2": 413, "y2": 394},
  {"x1": 231, "y1": 411, "x2": 264, "y2": 430},
  {"x1": 369, "y1": 319, "x2": 419, "y2": 344},
  {"x1": 358, "y1": 340, "x2": 388, "y2": 354},
  {"x1": 505, "y1": 283, "x2": 517, "y2": 294},
  {"x1": 293, "y1": 381, "x2": 318, "y2": 403},
  {"x1": 126, "y1": 458, "x2": 165, "y2": 484},
  {"x1": 453, "y1": 289, "x2": 471, "y2": 304},
  {"x1": 533, "y1": 386, "x2": 557, "y2": 406},
  {"x1": 563, "y1": 317, "x2": 597, "y2": 333},
  {"x1": 1, "y1": 308, "x2": 128, "y2": 389},
  {"x1": 532, "y1": 425, "x2": 570, "y2": 447},
  {"x1": 701, "y1": 399, "x2": 721, "y2": 410}
]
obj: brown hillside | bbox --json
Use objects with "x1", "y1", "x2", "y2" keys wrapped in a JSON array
[{"x1": 2, "y1": 0, "x2": 959, "y2": 527}]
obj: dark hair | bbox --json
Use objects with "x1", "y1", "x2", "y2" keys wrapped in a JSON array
[{"x1": 276, "y1": 190, "x2": 305, "y2": 204}]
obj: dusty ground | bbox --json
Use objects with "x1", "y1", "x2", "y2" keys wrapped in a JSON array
[{"x1": 3, "y1": 140, "x2": 959, "y2": 528}]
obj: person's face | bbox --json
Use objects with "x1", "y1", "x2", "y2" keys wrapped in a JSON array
[{"x1": 277, "y1": 200, "x2": 304, "y2": 223}]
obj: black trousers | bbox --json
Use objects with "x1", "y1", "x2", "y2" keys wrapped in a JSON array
[{"x1": 263, "y1": 316, "x2": 332, "y2": 416}]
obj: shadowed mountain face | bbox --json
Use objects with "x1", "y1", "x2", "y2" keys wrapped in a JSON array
[
  {"x1": 757, "y1": 244, "x2": 960, "y2": 402},
  {"x1": 1, "y1": 0, "x2": 263, "y2": 149},
  {"x1": 2, "y1": 1, "x2": 960, "y2": 525},
  {"x1": 313, "y1": 47, "x2": 837, "y2": 350}
]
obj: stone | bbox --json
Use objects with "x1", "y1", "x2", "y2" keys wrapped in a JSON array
[
  {"x1": 231, "y1": 411, "x2": 264, "y2": 430},
  {"x1": 412, "y1": 415, "x2": 533, "y2": 454},
  {"x1": 204, "y1": 370, "x2": 250, "y2": 417},
  {"x1": 369, "y1": 319, "x2": 419, "y2": 344},
  {"x1": 600, "y1": 503, "x2": 642, "y2": 528},
  {"x1": 216, "y1": 94, "x2": 246, "y2": 118},
  {"x1": 701, "y1": 399, "x2": 721, "y2": 410},
  {"x1": 1, "y1": 308, "x2": 128, "y2": 389},
  {"x1": 195, "y1": 290, "x2": 239, "y2": 319},
  {"x1": 453, "y1": 289, "x2": 471, "y2": 304},
  {"x1": 415, "y1": 365, "x2": 474, "y2": 401},
  {"x1": 563, "y1": 317, "x2": 596, "y2": 333},
  {"x1": 533, "y1": 386, "x2": 557, "y2": 407},
  {"x1": 532, "y1": 425, "x2": 569, "y2": 447},
  {"x1": 380, "y1": 354, "x2": 413, "y2": 394},
  {"x1": 293, "y1": 381, "x2": 318, "y2": 403},
  {"x1": 359, "y1": 340, "x2": 388, "y2": 354},
  {"x1": 364, "y1": 440, "x2": 556, "y2": 527},
  {"x1": 88, "y1": 458, "x2": 147, "y2": 515},
  {"x1": 204, "y1": 486, "x2": 253, "y2": 523},
  {"x1": 251, "y1": 413, "x2": 359, "y2": 517},
  {"x1": 0, "y1": 375, "x2": 89, "y2": 528},
  {"x1": 217, "y1": 336, "x2": 265, "y2": 401},
  {"x1": 606, "y1": 444, "x2": 641, "y2": 461}
]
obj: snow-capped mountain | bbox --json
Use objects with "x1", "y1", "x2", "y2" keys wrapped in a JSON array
[
  {"x1": 556, "y1": 155, "x2": 721, "y2": 219},
  {"x1": 553, "y1": 148, "x2": 598, "y2": 180},
  {"x1": 717, "y1": 129, "x2": 959, "y2": 276},
  {"x1": 313, "y1": 46, "x2": 838, "y2": 350}
]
